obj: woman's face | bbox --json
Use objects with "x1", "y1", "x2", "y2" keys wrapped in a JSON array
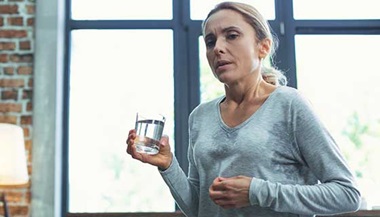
[{"x1": 203, "y1": 9, "x2": 264, "y2": 85}]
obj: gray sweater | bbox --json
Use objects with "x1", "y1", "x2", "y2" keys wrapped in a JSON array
[{"x1": 160, "y1": 86, "x2": 361, "y2": 217}]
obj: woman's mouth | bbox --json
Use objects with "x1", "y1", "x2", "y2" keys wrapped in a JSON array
[{"x1": 215, "y1": 60, "x2": 231, "y2": 71}]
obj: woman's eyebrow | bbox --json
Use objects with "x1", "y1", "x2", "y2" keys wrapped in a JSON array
[
  {"x1": 221, "y1": 26, "x2": 241, "y2": 33},
  {"x1": 205, "y1": 26, "x2": 241, "y2": 40}
]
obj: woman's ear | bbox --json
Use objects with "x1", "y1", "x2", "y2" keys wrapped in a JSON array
[{"x1": 258, "y1": 38, "x2": 271, "y2": 59}]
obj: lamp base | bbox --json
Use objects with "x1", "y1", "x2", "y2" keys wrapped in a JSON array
[{"x1": 0, "y1": 192, "x2": 10, "y2": 217}]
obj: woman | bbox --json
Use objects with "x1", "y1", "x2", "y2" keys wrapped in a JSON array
[{"x1": 126, "y1": 2, "x2": 361, "y2": 216}]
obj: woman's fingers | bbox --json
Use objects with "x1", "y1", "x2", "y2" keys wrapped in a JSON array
[
  {"x1": 159, "y1": 135, "x2": 169, "y2": 147},
  {"x1": 209, "y1": 177, "x2": 226, "y2": 200},
  {"x1": 126, "y1": 129, "x2": 137, "y2": 155},
  {"x1": 209, "y1": 176, "x2": 252, "y2": 209}
]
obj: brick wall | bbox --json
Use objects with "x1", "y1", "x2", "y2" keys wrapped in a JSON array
[{"x1": 0, "y1": 0, "x2": 35, "y2": 216}]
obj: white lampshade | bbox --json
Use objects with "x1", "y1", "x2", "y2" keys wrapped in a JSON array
[{"x1": 0, "y1": 123, "x2": 29, "y2": 186}]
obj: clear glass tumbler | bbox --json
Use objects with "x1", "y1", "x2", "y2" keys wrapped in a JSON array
[{"x1": 134, "y1": 112, "x2": 165, "y2": 155}]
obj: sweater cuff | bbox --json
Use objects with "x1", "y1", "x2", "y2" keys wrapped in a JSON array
[
  {"x1": 249, "y1": 178, "x2": 266, "y2": 205},
  {"x1": 158, "y1": 155, "x2": 178, "y2": 175}
]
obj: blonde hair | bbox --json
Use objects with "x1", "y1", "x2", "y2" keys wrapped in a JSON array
[
  {"x1": 262, "y1": 66, "x2": 287, "y2": 86},
  {"x1": 202, "y1": 1, "x2": 287, "y2": 86}
]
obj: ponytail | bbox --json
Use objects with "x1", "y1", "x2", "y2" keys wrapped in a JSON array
[{"x1": 262, "y1": 66, "x2": 287, "y2": 86}]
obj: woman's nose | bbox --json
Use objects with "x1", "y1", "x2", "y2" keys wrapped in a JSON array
[{"x1": 213, "y1": 39, "x2": 225, "y2": 55}]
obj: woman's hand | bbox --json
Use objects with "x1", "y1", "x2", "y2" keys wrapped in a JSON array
[
  {"x1": 209, "y1": 176, "x2": 252, "y2": 209},
  {"x1": 126, "y1": 129, "x2": 173, "y2": 170}
]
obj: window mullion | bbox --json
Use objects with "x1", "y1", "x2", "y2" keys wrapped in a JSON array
[
  {"x1": 272, "y1": 0, "x2": 297, "y2": 88},
  {"x1": 173, "y1": 0, "x2": 192, "y2": 174}
]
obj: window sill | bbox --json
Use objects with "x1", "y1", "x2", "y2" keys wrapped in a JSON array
[
  {"x1": 319, "y1": 210, "x2": 380, "y2": 217},
  {"x1": 67, "y1": 210, "x2": 380, "y2": 217},
  {"x1": 67, "y1": 212, "x2": 185, "y2": 217}
]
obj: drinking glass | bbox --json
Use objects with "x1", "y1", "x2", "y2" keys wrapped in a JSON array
[{"x1": 134, "y1": 112, "x2": 165, "y2": 155}]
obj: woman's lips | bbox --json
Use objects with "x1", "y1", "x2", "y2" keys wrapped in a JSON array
[
  {"x1": 215, "y1": 60, "x2": 231, "y2": 70},
  {"x1": 215, "y1": 61, "x2": 231, "y2": 71}
]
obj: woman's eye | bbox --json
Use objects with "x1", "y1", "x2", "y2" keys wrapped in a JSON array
[
  {"x1": 205, "y1": 40, "x2": 215, "y2": 48},
  {"x1": 227, "y1": 33, "x2": 238, "y2": 40}
]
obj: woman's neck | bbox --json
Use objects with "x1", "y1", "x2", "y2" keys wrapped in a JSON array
[{"x1": 223, "y1": 74, "x2": 266, "y2": 105}]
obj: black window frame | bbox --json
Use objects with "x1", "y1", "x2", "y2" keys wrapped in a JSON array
[{"x1": 62, "y1": 0, "x2": 380, "y2": 215}]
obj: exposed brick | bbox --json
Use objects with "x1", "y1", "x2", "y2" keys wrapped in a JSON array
[
  {"x1": 0, "y1": 0, "x2": 34, "y2": 215},
  {"x1": 22, "y1": 89, "x2": 32, "y2": 99},
  {"x1": 27, "y1": 151, "x2": 31, "y2": 164},
  {"x1": 3, "y1": 66, "x2": 15, "y2": 75},
  {"x1": 27, "y1": 163, "x2": 32, "y2": 176},
  {"x1": 0, "y1": 30, "x2": 28, "y2": 38},
  {"x1": 28, "y1": 77, "x2": 32, "y2": 87},
  {"x1": 9, "y1": 54, "x2": 33, "y2": 63},
  {"x1": 21, "y1": 115, "x2": 32, "y2": 124},
  {"x1": 26, "y1": 102, "x2": 32, "y2": 111},
  {"x1": 0, "y1": 42, "x2": 16, "y2": 50},
  {"x1": 0, "y1": 53, "x2": 8, "y2": 62},
  {"x1": 0, "y1": 103, "x2": 22, "y2": 112},
  {"x1": 25, "y1": 190, "x2": 31, "y2": 203},
  {"x1": 2, "y1": 191, "x2": 25, "y2": 203},
  {"x1": 17, "y1": 66, "x2": 32, "y2": 75},
  {"x1": 27, "y1": 17, "x2": 34, "y2": 26},
  {"x1": 0, "y1": 78, "x2": 25, "y2": 87},
  {"x1": 25, "y1": 139, "x2": 32, "y2": 152},
  {"x1": 19, "y1": 40, "x2": 31, "y2": 50},
  {"x1": 1, "y1": 89, "x2": 18, "y2": 100},
  {"x1": 26, "y1": 4, "x2": 35, "y2": 14},
  {"x1": 7, "y1": 16, "x2": 24, "y2": 26},
  {"x1": 0, "y1": 115, "x2": 17, "y2": 124},
  {"x1": 8, "y1": 204, "x2": 29, "y2": 215},
  {"x1": 0, "y1": 200, "x2": 29, "y2": 217},
  {"x1": 23, "y1": 126, "x2": 30, "y2": 137},
  {"x1": 25, "y1": 190, "x2": 32, "y2": 203},
  {"x1": 0, "y1": 5, "x2": 19, "y2": 14},
  {"x1": 26, "y1": 150, "x2": 32, "y2": 169}
]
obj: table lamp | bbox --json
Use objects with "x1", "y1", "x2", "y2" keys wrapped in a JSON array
[{"x1": 0, "y1": 123, "x2": 29, "y2": 217}]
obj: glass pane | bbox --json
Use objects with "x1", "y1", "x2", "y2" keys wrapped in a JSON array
[
  {"x1": 69, "y1": 30, "x2": 175, "y2": 212},
  {"x1": 293, "y1": 0, "x2": 380, "y2": 20},
  {"x1": 191, "y1": 0, "x2": 275, "y2": 20},
  {"x1": 71, "y1": 0, "x2": 172, "y2": 20},
  {"x1": 295, "y1": 35, "x2": 380, "y2": 209},
  {"x1": 198, "y1": 36, "x2": 225, "y2": 103}
]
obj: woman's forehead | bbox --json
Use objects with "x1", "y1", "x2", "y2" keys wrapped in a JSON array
[{"x1": 204, "y1": 9, "x2": 250, "y2": 34}]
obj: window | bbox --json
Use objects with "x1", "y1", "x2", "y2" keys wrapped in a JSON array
[
  {"x1": 292, "y1": 1, "x2": 380, "y2": 209},
  {"x1": 295, "y1": 35, "x2": 380, "y2": 208},
  {"x1": 65, "y1": 0, "x2": 182, "y2": 213},
  {"x1": 68, "y1": 30, "x2": 175, "y2": 212},
  {"x1": 71, "y1": 0, "x2": 172, "y2": 20},
  {"x1": 293, "y1": 0, "x2": 380, "y2": 20},
  {"x1": 190, "y1": 0, "x2": 275, "y2": 20},
  {"x1": 64, "y1": 0, "x2": 380, "y2": 214}
]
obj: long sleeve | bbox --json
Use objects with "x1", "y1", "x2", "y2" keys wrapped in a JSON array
[
  {"x1": 248, "y1": 91, "x2": 361, "y2": 215},
  {"x1": 159, "y1": 155, "x2": 199, "y2": 217}
]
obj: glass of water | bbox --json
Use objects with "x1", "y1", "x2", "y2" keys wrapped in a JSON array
[{"x1": 134, "y1": 112, "x2": 165, "y2": 155}]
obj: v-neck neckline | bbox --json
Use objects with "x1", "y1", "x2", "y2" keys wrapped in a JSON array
[{"x1": 216, "y1": 86, "x2": 282, "y2": 132}]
